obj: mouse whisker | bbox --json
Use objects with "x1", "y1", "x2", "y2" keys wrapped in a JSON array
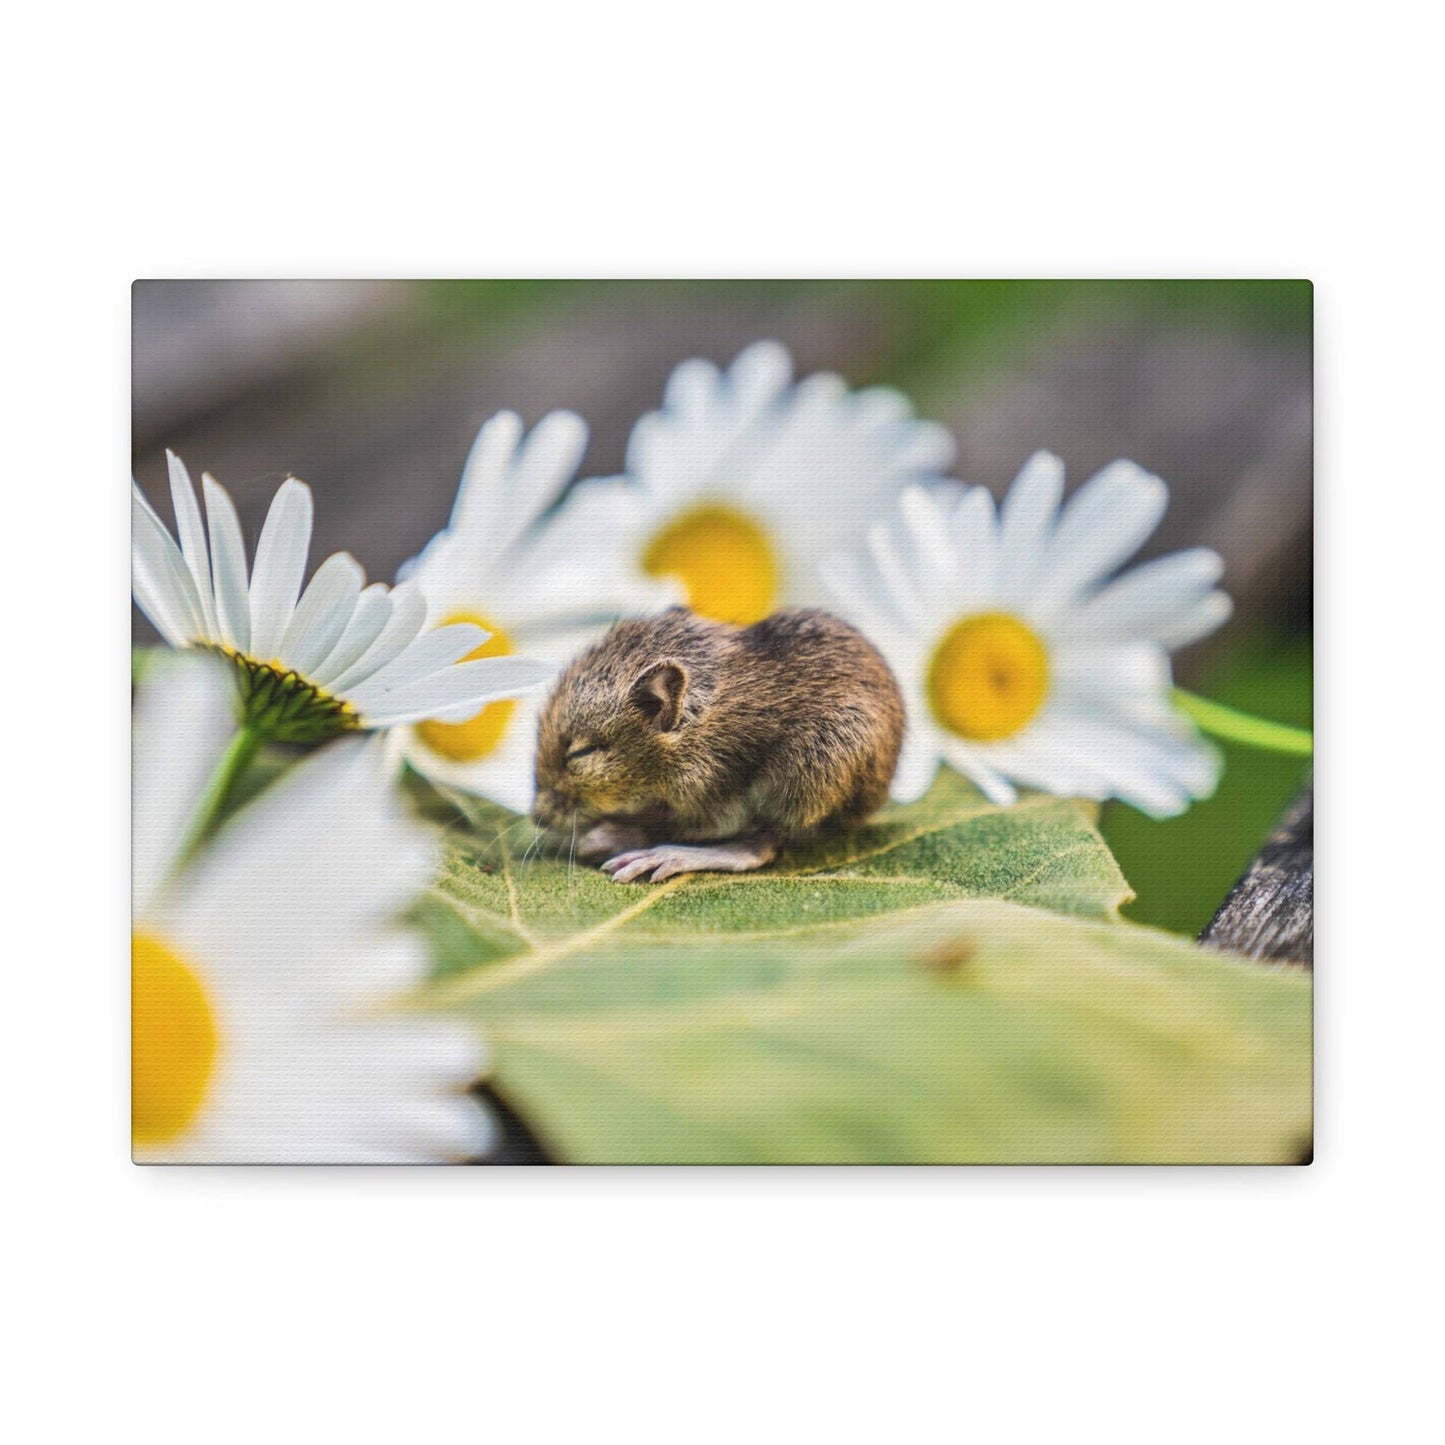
[
  {"x1": 567, "y1": 810, "x2": 579, "y2": 885},
  {"x1": 489, "y1": 814, "x2": 528, "y2": 860}
]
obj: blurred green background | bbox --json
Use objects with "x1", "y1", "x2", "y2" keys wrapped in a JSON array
[{"x1": 133, "y1": 279, "x2": 1312, "y2": 938}]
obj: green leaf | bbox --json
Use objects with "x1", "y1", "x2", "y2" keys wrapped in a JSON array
[{"x1": 410, "y1": 772, "x2": 1312, "y2": 1164}]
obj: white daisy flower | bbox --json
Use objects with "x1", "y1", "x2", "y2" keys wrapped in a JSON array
[
  {"x1": 553, "y1": 340, "x2": 956, "y2": 627},
  {"x1": 132, "y1": 653, "x2": 491, "y2": 1162},
  {"x1": 132, "y1": 453, "x2": 555, "y2": 744},
  {"x1": 393, "y1": 409, "x2": 673, "y2": 813},
  {"x1": 825, "y1": 453, "x2": 1233, "y2": 818}
]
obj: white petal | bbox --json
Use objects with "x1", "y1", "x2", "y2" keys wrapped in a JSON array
[
  {"x1": 983, "y1": 716, "x2": 1112, "y2": 801},
  {"x1": 1153, "y1": 591, "x2": 1233, "y2": 649},
  {"x1": 1004, "y1": 709, "x2": 1219, "y2": 817},
  {"x1": 937, "y1": 738, "x2": 1019, "y2": 807},
  {"x1": 1079, "y1": 710, "x2": 1223, "y2": 801},
  {"x1": 848, "y1": 385, "x2": 911, "y2": 431},
  {"x1": 420, "y1": 410, "x2": 591, "y2": 619},
  {"x1": 663, "y1": 354, "x2": 728, "y2": 414},
  {"x1": 132, "y1": 483, "x2": 203, "y2": 644},
  {"x1": 950, "y1": 485, "x2": 1001, "y2": 613},
  {"x1": 445, "y1": 413, "x2": 537, "y2": 569},
  {"x1": 889, "y1": 724, "x2": 944, "y2": 803},
  {"x1": 627, "y1": 345, "x2": 790, "y2": 502},
  {"x1": 311, "y1": 583, "x2": 392, "y2": 687},
  {"x1": 328, "y1": 581, "x2": 427, "y2": 694},
  {"x1": 819, "y1": 550, "x2": 873, "y2": 625},
  {"x1": 727, "y1": 339, "x2": 795, "y2": 412},
  {"x1": 1033, "y1": 460, "x2": 1168, "y2": 614},
  {"x1": 856, "y1": 387, "x2": 956, "y2": 473},
  {"x1": 347, "y1": 621, "x2": 489, "y2": 704},
  {"x1": 448, "y1": 409, "x2": 524, "y2": 535},
  {"x1": 1074, "y1": 733, "x2": 1193, "y2": 816},
  {"x1": 247, "y1": 478, "x2": 314, "y2": 661},
  {"x1": 821, "y1": 550, "x2": 912, "y2": 643},
  {"x1": 785, "y1": 370, "x2": 849, "y2": 426},
  {"x1": 1055, "y1": 548, "x2": 1235, "y2": 659},
  {"x1": 343, "y1": 1072, "x2": 495, "y2": 1160},
  {"x1": 202, "y1": 474, "x2": 251, "y2": 652},
  {"x1": 996, "y1": 451, "x2": 1065, "y2": 606},
  {"x1": 865, "y1": 520, "x2": 928, "y2": 623},
  {"x1": 279, "y1": 552, "x2": 365, "y2": 676},
  {"x1": 1048, "y1": 649, "x2": 1202, "y2": 750},
  {"x1": 358, "y1": 656, "x2": 555, "y2": 728},
  {"x1": 498, "y1": 410, "x2": 588, "y2": 554},
  {"x1": 898, "y1": 486, "x2": 956, "y2": 612},
  {"x1": 167, "y1": 452, "x2": 218, "y2": 638}
]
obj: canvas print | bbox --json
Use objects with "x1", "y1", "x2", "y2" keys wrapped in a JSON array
[{"x1": 131, "y1": 280, "x2": 1313, "y2": 1164}]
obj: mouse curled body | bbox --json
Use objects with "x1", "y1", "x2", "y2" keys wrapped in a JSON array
[{"x1": 532, "y1": 607, "x2": 905, "y2": 883}]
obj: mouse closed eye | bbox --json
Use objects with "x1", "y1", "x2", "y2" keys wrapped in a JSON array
[{"x1": 533, "y1": 739, "x2": 609, "y2": 829}]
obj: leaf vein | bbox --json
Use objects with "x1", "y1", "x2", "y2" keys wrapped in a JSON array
[
  {"x1": 425, "y1": 875, "x2": 693, "y2": 1003},
  {"x1": 426, "y1": 885, "x2": 537, "y2": 947},
  {"x1": 784, "y1": 794, "x2": 1063, "y2": 877},
  {"x1": 996, "y1": 841, "x2": 1102, "y2": 901}
]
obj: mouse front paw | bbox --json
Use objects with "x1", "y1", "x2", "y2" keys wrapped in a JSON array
[{"x1": 577, "y1": 819, "x2": 652, "y2": 863}]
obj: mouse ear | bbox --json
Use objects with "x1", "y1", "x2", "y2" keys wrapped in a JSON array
[{"x1": 628, "y1": 660, "x2": 688, "y2": 732}]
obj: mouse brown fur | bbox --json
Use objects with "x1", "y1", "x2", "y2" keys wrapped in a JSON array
[{"x1": 532, "y1": 607, "x2": 904, "y2": 882}]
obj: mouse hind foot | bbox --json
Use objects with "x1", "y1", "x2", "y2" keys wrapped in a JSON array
[{"x1": 601, "y1": 836, "x2": 779, "y2": 884}]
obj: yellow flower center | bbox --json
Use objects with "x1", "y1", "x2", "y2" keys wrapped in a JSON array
[
  {"x1": 641, "y1": 505, "x2": 779, "y2": 626},
  {"x1": 927, "y1": 612, "x2": 1050, "y2": 742},
  {"x1": 415, "y1": 613, "x2": 517, "y2": 763},
  {"x1": 132, "y1": 932, "x2": 220, "y2": 1146}
]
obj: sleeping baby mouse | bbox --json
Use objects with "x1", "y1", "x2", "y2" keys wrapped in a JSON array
[{"x1": 531, "y1": 607, "x2": 904, "y2": 882}]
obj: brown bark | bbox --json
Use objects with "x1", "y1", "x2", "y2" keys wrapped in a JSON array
[{"x1": 1201, "y1": 784, "x2": 1313, "y2": 966}]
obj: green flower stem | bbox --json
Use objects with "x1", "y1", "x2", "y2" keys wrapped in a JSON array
[
  {"x1": 176, "y1": 721, "x2": 265, "y2": 868},
  {"x1": 1174, "y1": 689, "x2": 1313, "y2": 756}
]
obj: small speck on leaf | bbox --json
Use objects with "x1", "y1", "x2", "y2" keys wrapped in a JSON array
[{"x1": 918, "y1": 935, "x2": 979, "y2": 978}]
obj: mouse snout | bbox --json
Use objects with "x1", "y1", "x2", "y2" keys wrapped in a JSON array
[{"x1": 531, "y1": 786, "x2": 573, "y2": 829}]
